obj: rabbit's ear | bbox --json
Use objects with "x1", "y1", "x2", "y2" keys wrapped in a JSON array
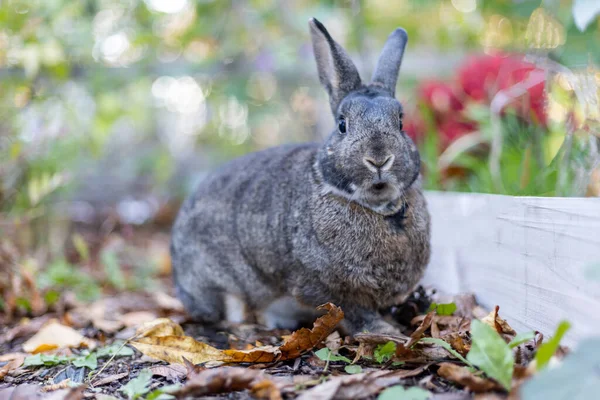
[
  {"x1": 371, "y1": 28, "x2": 408, "y2": 96},
  {"x1": 309, "y1": 18, "x2": 362, "y2": 115}
]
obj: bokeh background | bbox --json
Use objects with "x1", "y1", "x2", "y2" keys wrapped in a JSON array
[{"x1": 1, "y1": 0, "x2": 599, "y2": 317}]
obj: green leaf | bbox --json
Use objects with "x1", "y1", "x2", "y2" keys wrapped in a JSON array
[
  {"x1": 418, "y1": 338, "x2": 474, "y2": 368},
  {"x1": 467, "y1": 319, "x2": 514, "y2": 390},
  {"x1": 23, "y1": 354, "x2": 71, "y2": 367},
  {"x1": 535, "y1": 321, "x2": 571, "y2": 371},
  {"x1": 344, "y1": 365, "x2": 363, "y2": 374},
  {"x1": 378, "y1": 385, "x2": 431, "y2": 400},
  {"x1": 120, "y1": 369, "x2": 152, "y2": 399},
  {"x1": 315, "y1": 348, "x2": 352, "y2": 363},
  {"x1": 428, "y1": 302, "x2": 457, "y2": 316},
  {"x1": 97, "y1": 342, "x2": 135, "y2": 358},
  {"x1": 374, "y1": 341, "x2": 397, "y2": 363},
  {"x1": 145, "y1": 384, "x2": 181, "y2": 400},
  {"x1": 72, "y1": 353, "x2": 97, "y2": 370},
  {"x1": 522, "y1": 337, "x2": 600, "y2": 400},
  {"x1": 509, "y1": 332, "x2": 536, "y2": 349}
]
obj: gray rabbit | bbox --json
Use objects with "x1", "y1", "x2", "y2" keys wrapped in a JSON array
[{"x1": 170, "y1": 18, "x2": 431, "y2": 335}]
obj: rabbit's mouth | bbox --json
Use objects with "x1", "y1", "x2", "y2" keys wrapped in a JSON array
[{"x1": 355, "y1": 182, "x2": 404, "y2": 216}]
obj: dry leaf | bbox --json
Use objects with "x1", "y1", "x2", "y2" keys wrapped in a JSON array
[
  {"x1": 437, "y1": 362, "x2": 503, "y2": 393},
  {"x1": 354, "y1": 332, "x2": 409, "y2": 345},
  {"x1": 481, "y1": 306, "x2": 516, "y2": 342},
  {"x1": 131, "y1": 303, "x2": 343, "y2": 365},
  {"x1": 41, "y1": 379, "x2": 73, "y2": 392},
  {"x1": 22, "y1": 319, "x2": 95, "y2": 353},
  {"x1": 119, "y1": 311, "x2": 157, "y2": 328},
  {"x1": 0, "y1": 352, "x2": 26, "y2": 379},
  {"x1": 150, "y1": 364, "x2": 187, "y2": 381},
  {"x1": 406, "y1": 310, "x2": 435, "y2": 347},
  {"x1": 172, "y1": 366, "x2": 281, "y2": 399},
  {"x1": 279, "y1": 303, "x2": 344, "y2": 360},
  {"x1": 431, "y1": 320, "x2": 440, "y2": 338},
  {"x1": 135, "y1": 317, "x2": 185, "y2": 338},
  {"x1": 443, "y1": 332, "x2": 471, "y2": 357},
  {"x1": 92, "y1": 372, "x2": 129, "y2": 387},
  {"x1": 297, "y1": 365, "x2": 431, "y2": 400}
]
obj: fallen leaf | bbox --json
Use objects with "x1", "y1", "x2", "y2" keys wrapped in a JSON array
[
  {"x1": 437, "y1": 362, "x2": 503, "y2": 393},
  {"x1": 0, "y1": 352, "x2": 26, "y2": 379},
  {"x1": 406, "y1": 311, "x2": 435, "y2": 348},
  {"x1": 296, "y1": 365, "x2": 431, "y2": 400},
  {"x1": 120, "y1": 311, "x2": 158, "y2": 328},
  {"x1": 131, "y1": 303, "x2": 343, "y2": 365},
  {"x1": 135, "y1": 317, "x2": 185, "y2": 338},
  {"x1": 481, "y1": 306, "x2": 516, "y2": 342},
  {"x1": 22, "y1": 319, "x2": 95, "y2": 353},
  {"x1": 354, "y1": 332, "x2": 410, "y2": 345},
  {"x1": 442, "y1": 332, "x2": 471, "y2": 357},
  {"x1": 278, "y1": 303, "x2": 344, "y2": 359},
  {"x1": 172, "y1": 366, "x2": 281, "y2": 399},
  {"x1": 150, "y1": 364, "x2": 187, "y2": 381},
  {"x1": 0, "y1": 315, "x2": 52, "y2": 343},
  {"x1": 92, "y1": 372, "x2": 129, "y2": 387},
  {"x1": 41, "y1": 379, "x2": 73, "y2": 392},
  {"x1": 418, "y1": 338, "x2": 473, "y2": 367}
]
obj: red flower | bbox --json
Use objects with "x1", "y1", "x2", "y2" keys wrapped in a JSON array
[
  {"x1": 458, "y1": 54, "x2": 547, "y2": 125},
  {"x1": 438, "y1": 118, "x2": 477, "y2": 146},
  {"x1": 418, "y1": 81, "x2": 463, "y2": 115}
]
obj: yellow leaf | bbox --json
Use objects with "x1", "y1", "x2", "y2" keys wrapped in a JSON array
[
  {"x1": 131, "y1": 336, "x2": 228, "y2": 365},
  {"x1": 135, "y1": 317, "x2": 184, "y2": 338},
  {"x1": 22, "y1": 320, "x2": 95, "y2": 353},
  {"x1": 130, "y1": 303, "x2": 344, "y2": 365}
]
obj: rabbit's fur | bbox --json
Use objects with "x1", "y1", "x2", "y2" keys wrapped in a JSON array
[{"x1": 171, "y1": 18, "x2": 431, "y2": 335}]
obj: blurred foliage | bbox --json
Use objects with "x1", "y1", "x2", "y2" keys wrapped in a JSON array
[{"x1": 0, "y1": 1, "x2": 599, "y2": 312}]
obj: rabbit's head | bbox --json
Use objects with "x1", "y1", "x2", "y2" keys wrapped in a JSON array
[{"x1": 310, "y1": 18, "x2": 420, "y2": 216}]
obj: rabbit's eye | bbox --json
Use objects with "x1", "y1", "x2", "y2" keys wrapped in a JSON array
[
  {"x1": 399, "y1": 119, "x2": 403, "y2": 130},
  {"x1": 338, "y1": 117, "x2": 346, "y2": 134}
]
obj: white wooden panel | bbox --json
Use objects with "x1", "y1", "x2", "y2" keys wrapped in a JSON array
[{"x1": 422, "y1": 192, "x2": 600, "y2": 346}]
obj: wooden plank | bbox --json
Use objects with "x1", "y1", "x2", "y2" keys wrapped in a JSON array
[{"x1": 422, "y1": 192, "x2": 600, "y2": 346}]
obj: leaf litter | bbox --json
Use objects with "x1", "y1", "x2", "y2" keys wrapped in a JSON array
[{"x1": 0, "y1": 281, "x2": 580, "y2": 400}]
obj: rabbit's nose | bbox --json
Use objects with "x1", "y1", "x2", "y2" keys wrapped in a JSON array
[{"x1": 363, "y1": 154, "x2": 394, "y2": 172}]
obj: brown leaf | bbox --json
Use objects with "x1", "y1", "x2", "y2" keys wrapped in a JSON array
[
  {"x1": 92, "y1": 372, "x2": 129, "y2": 387},
  {"x1": 278, "y1": 303, "x2": 344, "y2": 360},
  {"x1": 172, "y1": 366, "x2": 280, "y2": 399},
  {"x1": 443, "y1": 332, "x2": 471, "y2": 357},
  {"x1": 131, "y1": 303, "x2": 343, "y2": 365},
  {"x1": 131, "y1": 335, "x2": 233, "y2": 364},
  {"x1": 41, "y1": 379, "x2": 73, "y2": 392},
  {"x1": 0, "y1": 352, "x2": 26, "y2": 380},
  {"x1": 296, "y1": 365, "x2": 432, "y2": 400},
  {"x1": 0, "y1": 315, "x2": 52, "y2": 343},
  {"x1": 437, "y1": 362, "x2": 503, "y2": 393},
  {"x1": 134, "y1": 317, "x2": 184, "y2": 338},
  {"x1": 150, "y1": 364, "x2": 187, "y2": 381},
  {"x1": 481, "y1": 306, "x2": 516, "y2": 342},
  {"x1": 431, "y1": 320, "x2": 440, "y2": 338},
  {"x1": 354, "y1": 332, "x2": 409, "y2": 345},
  {"x1": 22, "y1": 319, "x2": 95, "y2": 353},
  {"x1": 406, "y1": 310, "x2": 435, "y2": 348}
]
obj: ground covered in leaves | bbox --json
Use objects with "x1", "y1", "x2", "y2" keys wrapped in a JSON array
[
  {"x1": 0, "y1": 233, "x2": 578, "y2": 400},
  {"x1": 0, "y1": 282, "x2": 572, "y2": 400}
]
